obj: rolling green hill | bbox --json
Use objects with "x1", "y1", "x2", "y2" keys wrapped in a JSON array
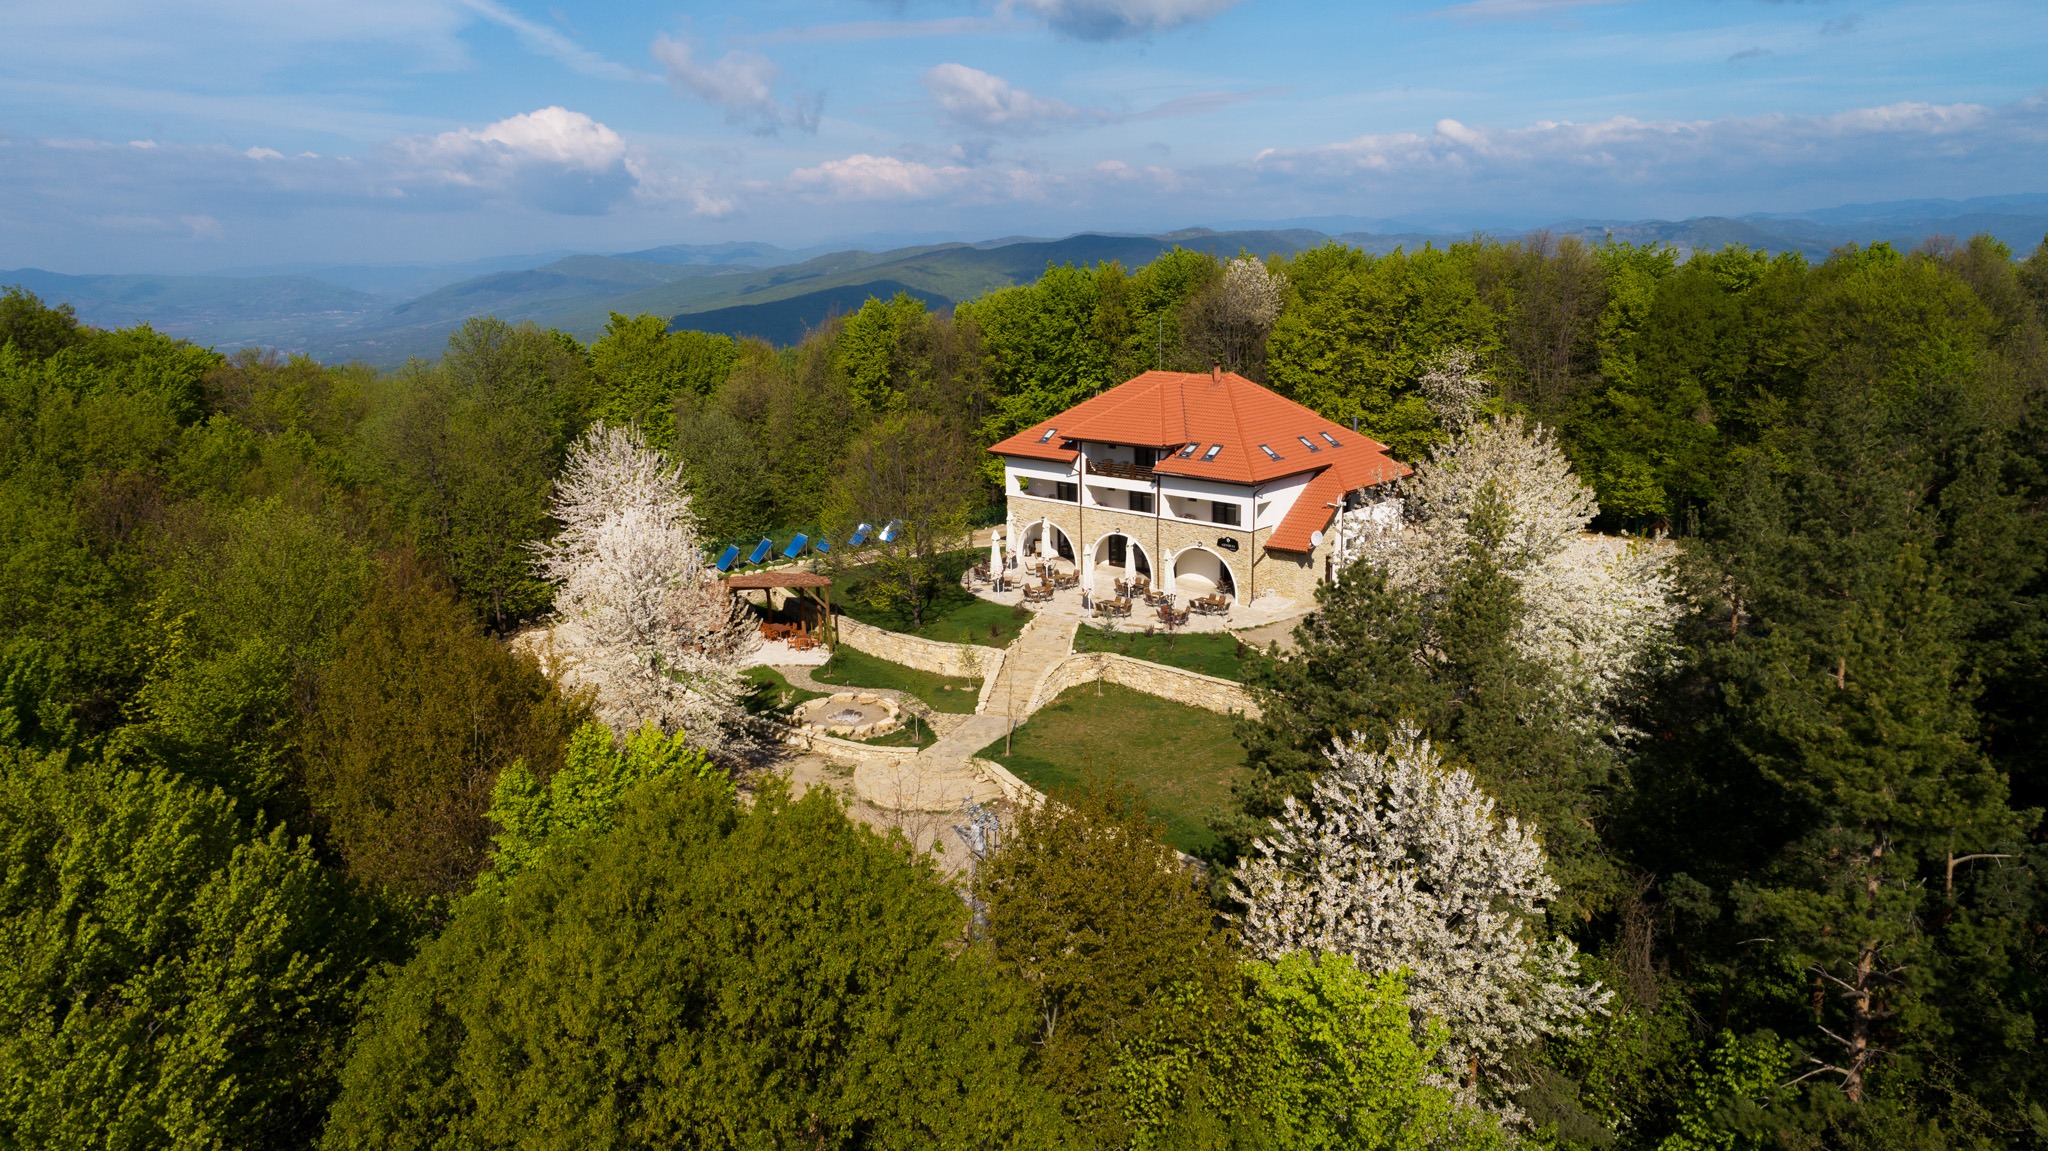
[{"x1": 12, "y1": 196, "x2": 2045, "y2": 365}]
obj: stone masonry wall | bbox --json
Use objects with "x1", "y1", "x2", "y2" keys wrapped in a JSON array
[
  {"x1": 1024, "y1": 650, "x2": 1262, "y2": 720},
  {"x1": 1008, "y1": 496, "x2": 1327, "y2": 606},
  {"x1": 833, "y1": 616, "x2": 1007, "y2": 683}
]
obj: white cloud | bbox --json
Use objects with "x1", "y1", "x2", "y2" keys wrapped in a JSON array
[
  {"x1": 1428, "y1": 0, "x2": 1631, "y2": 22},
  {"x1": 245, "y1": 146, "x2": 284, "y2": 160},
  {"x1": 408, "y1": 106, "x2": 627, "y2": 173},
  {"x1": 1249, "y1": 99, "x2": 2048, "y2": 218},
  {"x1": 925, "y1": 64, "x2": 1080, "y2": 131},
  {"x1": 790, "y1": 154, "x2": 972, "y2": 200},
  {"x1": 393, "y1": 106, "x2": 639, "y2": 213},
  {"x1": 651, "y1": 35, "x2": 819, "y2": 135},
  {"x1": 1005, "y1": 0, "x2": 1238, "y2": 40},
  {"x1": 457, "y1": 0, "x2": 643, "y2": 81}
]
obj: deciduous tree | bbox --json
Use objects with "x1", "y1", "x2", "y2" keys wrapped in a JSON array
[{"x1": 1234, "y1": 724, "x2": 1609, "y2": 1118}]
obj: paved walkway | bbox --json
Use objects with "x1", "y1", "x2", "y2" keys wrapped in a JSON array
[{"x1": 768, "y1": 602, "x2": 1084, "y2": 820}]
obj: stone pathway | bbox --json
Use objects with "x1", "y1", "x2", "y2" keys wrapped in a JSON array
[{"x1": 768, "y1": 603, "x2": 1083, "y2": 823}]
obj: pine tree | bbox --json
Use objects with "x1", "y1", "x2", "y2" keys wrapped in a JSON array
[{"x1": 1731, "y1": 545, "x2": 2026, "y2": 1103}]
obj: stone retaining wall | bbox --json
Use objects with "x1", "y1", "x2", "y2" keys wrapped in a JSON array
[
  {"x1": 971, "y1": 757, "x2": 1042, "y2": 807},
  {"x1": 778, "y1": 727, "x2": 921, "y2": 764},
  {"x1": 1024, "y1": 651, "x2": 1262, "y2": 719},
  {"x1": 833, "y1": 616, "x2": 1007, "y2": 683}
]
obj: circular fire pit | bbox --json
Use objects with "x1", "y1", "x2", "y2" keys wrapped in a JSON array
[{"x1": 793, "y1": 692, "x2": 904, "y2": 740}]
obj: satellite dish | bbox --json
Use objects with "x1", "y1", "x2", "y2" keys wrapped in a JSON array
[{"x1": 1310, "y1": 530, "x2": 1325, "y2": 548}]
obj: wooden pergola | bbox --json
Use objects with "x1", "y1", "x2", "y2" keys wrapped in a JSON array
[{"x1": 721, "y1": 570, "x2": 834, "y2": 644}]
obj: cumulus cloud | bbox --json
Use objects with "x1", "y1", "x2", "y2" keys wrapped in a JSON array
[
  {"x1": 1005, "y1": 0, "x2": 1238, "y2": 40},
  {"x1": 393, "y1": 106, "x2": 640, "y2": 214},
  {"x1": 790, "y1": 154, "x2": 972, "y2": 200},
  {"x1": 651, "y1": 35, "x2": 820, "y2": 135},
  {"x1": 925, "y1": 64, "x2": 1080, "y2": 131}
]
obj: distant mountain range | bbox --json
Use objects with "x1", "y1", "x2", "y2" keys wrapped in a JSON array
[{"x1": 7, "y1": 194, "x2": 2046, "y2": 366}]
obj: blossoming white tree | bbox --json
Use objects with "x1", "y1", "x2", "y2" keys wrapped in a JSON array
[
  {"x1": 1232, "y1": 724, "x2": 1609, "y2": 1114},
  {"x1": 1334, "y1": 351, "x2": 1678, "y2": 723},
  {"x1": 531, "y1": 423, "x2": 756, "y2": 753}
]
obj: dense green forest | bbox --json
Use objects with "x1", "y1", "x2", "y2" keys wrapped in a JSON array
[{"x1": 2, "y1": 228, "x2": 2046, "y2": 1148}]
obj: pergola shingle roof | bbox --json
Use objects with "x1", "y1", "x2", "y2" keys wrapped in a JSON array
[{"x1": 722, "y1": 571, "x2": 833, "y2": 590}]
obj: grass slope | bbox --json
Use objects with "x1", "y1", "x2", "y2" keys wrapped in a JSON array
[
  {"x1": 1071, "y1": 625, "x2": 1249, "y2": 681},
  {"x1": 813, "y1": 647, "x2": 981, "y2": 714},
  {"x1": 981, "y1": 683, "x2": 1247, "y2": 855}
]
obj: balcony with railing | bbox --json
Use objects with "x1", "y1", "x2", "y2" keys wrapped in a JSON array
[{"x1": 1086, "y1": 458, "x2": 1154, "y2": 481}]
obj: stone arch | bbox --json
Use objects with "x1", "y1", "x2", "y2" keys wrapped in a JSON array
[
  {"x1": 1021, "y1": 519, "x2": 1074, "y2": 562},
  {"x1": 1170, "y1": 546, "x2": 1237, "y2": 598},
  {"x1": 1086, "y1": 531, "x2": 1153, "y2": 592}
]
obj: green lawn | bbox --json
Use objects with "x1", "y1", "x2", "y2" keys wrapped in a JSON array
[
  {"x1": 1071, "y1": 625, "x2": 1249, "y2": 682},
  {"x1": 813, "y1": 646, "x2": 982, "y2": 714},
  {"x1": 742, "y1": 666, "x2": 827, "y2": 721},
  {"x1": 833, "y1": 548, "x2": 1029, "y2": 647},
  {"x1": 979, "y1": 683, "x2": 1247, "y2": 855},
  {"x1": 858, "y1": 716, "x2": 942, "y2": 749}
]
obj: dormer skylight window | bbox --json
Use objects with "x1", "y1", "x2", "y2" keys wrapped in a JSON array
[
  {"x1": 1319, "y1": 431, "x2": 1341, "y2": 448},
  {"x1": 1036, "y1": 426, "x2": 1059, "y2": 443},
  {"x1": 1259, "y1": 444, "x2": 1282, "y2": 461},
  {"x1": 1201, "y1": 443, "x2": 1223, "y2": 462},
  {"x1": 1297, "y1": 435, "x2": 1321, "y2": 453},
  {"x1": 1176, "y1": 442, "x2": 1199, "y2": 459}
]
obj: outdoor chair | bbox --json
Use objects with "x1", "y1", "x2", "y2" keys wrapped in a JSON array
[{"x1": 1143, "y1": 588, "x2": 1172, "y2": 607}]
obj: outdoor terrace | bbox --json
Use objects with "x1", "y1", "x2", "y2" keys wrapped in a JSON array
[{"x1": 1085, "y1": 458, "x2": 1154, "y2": 481}]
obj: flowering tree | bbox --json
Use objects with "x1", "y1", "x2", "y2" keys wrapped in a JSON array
[
  {"x1": 1335, "y1": 356, "x2": 1678, "y2": 723},
  {"x1": 1188, "y1": 255, "x2": 1290, "y2": 373},
  {"x1": 1232, "y1": 724, "x2": 1609, "y2": 1115},
  {"x1": 530, "y1": 423, "x2": 755, "y2": 753}
]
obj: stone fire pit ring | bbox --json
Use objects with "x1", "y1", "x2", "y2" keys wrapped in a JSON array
[{"x1": 793, "y1": 692, "x2": 904, "y2": 740}]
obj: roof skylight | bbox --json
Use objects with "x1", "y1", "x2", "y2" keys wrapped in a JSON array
[
  {"x1": 1258, "y1": 444, "x2": 1283, "y2": 461},
  {"x1": 1036, "y1": 426, "x2": 1059, "y2": 443},
  {"x1": 1319, "y1": 431, "x2": 1341, "y2": 448},
  {"x1": 1201, "y1": 443, "x2": 1223, "y2": 462},
  {"x1": 1297, "y1": 435, "x2": 1321, "y2": 453},
  {"x1": 1176, "y1": 442, "x2": 1199, "y2": 459}
]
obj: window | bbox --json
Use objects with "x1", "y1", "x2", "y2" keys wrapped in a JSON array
[
  {"x1": 1176, "y1": 442, "x2": 1199, "y2": 459},
  {"x1": 1258, "y1": 443, "x2": 1282, "y2": 461},
  {"x1": 1201, "y1": 443, "x2": 1224, "y2": 462},
  {"x1": 1319, "y1": 431, "x2": 1342, "y2": 448},
  {"x1": 1055, "y1": 481, "x2": 1078, "y2": 502},
  {"x1": 1297, "y1": 435, "x2": 1321, "y2": 453},
  {"x1": 1211, "y1": 501, "x2": 1241, "y2": 526},
  {"x1": 1135, "y1": 447, "x2": 1159, "y2": 467},
  {"x1": 1036, "y1": 426, "x2": 1059, "y2": 443},
  {"x1": 1128, "y1": 491, "x2": 1154, "y2": 514}
]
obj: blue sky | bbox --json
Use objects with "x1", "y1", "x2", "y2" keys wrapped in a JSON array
[{"x1": 2, "y1": 0, "x2": 2044, "y2": 272}]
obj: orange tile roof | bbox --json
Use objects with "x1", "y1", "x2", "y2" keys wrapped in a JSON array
[
  {"x1": 1265, "y1": 446, "x2": 1410, "y2": 552},
  {"x1": 989, "y1": 369, "x2": 1411, "y2": 555},
  {"x1": 988, "y1": 369, "x2": 1394, "y2": 485}
]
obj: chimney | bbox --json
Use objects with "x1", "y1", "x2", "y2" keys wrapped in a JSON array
[{"x1": 1210, "y1": 362, "x2": 1222, "y2": 384}]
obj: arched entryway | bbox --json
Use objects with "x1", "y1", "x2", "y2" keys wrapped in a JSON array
[
  {"x1": 1086, "y1": 531, "x2": 1151, "y2": 597},
  {"x1": 1170, "y1": 546, "x2": 1237, "y2": 600},
  {"x1": 1020, "y1": 519, "x2": 1074, "y2": 563}
]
